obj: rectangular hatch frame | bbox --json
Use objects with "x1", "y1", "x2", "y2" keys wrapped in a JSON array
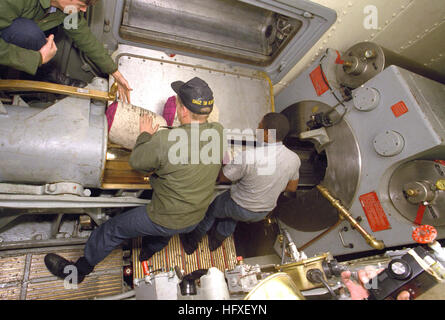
[{"x1": 112, "y1": 0, "x2": 337, "y2": 84}]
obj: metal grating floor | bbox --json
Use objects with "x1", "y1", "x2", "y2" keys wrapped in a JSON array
[
  {"x1": 132, "y1": 234, "x2": 237, "y2": 279},
  {"x1": 0, "y1": 246, "x2": 123, "y2": 300}
]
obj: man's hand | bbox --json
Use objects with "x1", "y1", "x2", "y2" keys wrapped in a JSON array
[
  {"x1": 140, "y1": 114, "x2": 159, "y2": 135},
  {"x1": 341, "y1": 266, "x2": 411, "y2": 300},
  {"x1": 111, "y1": 70, "x2": 132, "y2": 104},
  {"x1": 52, "y1": 0, "x2": 89, "y2": 12},
  {"x1": 39, "y1": 35, "x2": 57, "y2": 65}
]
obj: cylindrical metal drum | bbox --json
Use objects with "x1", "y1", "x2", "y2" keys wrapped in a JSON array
[
  {"x1": 123, "y1": 0, "x2": 276, "y2": 54},
  {"x1": 120, "y1": 0, "x2": 301, "y2": 64},
  {"x1": 336, "y1": 42, "x2": 445, "y2": 88},
  {"x1": 0, "y1": 98, "x2": 107, "y2": 188}
]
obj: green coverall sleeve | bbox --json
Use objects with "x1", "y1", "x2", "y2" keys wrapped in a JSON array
[
  {"x1": 63, "y1": 14, "x2": 118, "y2": 75},
  {"x1": 0, "y1": 0, "x2": 42, "y2": 75},
  {"x1": 129, "y1": 132, "x2": 163, "y2": 173}
]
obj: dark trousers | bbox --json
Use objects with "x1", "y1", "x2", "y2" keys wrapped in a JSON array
[
  {"x1": 84, "y1": 206, "x2": 198, "y2": 266},
  {"x1": 1, "y1": 18, "x2": 46, "y2": 51},
  {"x1": 190, "y1": 190, "x2": 269, "y2": 241}
]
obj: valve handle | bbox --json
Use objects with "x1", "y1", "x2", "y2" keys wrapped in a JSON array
[{"x1": 412, "y1": 225, "x2": 437, "y2": 244}]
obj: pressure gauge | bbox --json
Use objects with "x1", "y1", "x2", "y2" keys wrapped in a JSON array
[
  {"x1": 388, "y1": 259, "x2": 412, "y2": 280},
  {"x1": 391, "y1": 262, "x2": 407, "y2": 275}
]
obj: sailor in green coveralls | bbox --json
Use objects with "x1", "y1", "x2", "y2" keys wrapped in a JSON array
[
  {"x1": 0, "y1": 0, "x2": 132, "y2": 102},
  {"x1": 44, "y1": 77, "x2": 225, "y2": 284}
]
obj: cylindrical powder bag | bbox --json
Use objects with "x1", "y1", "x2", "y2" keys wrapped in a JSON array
[{"x1": 107, "y1": 101, "x2": 167, "y2": 150}]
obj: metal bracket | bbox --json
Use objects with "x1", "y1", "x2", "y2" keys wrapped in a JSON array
[
  {"x1": 50, "y1": 214, "x2": 64, "y2": 238},
  {"x1": 12, "y1": 95, "x2": 30, "y2": 107},
  {"x1": 85, "y1": 208, "x2": 108, "y2": 226},
  {"x1": 44, "y1": 182, "x2": 91, "y2": 197},
  {"x1": 423, "y1": 201, "x2": 440, "y2": 220},
  {"x1": 299, "y1": 127, "x2": 331, "y2": 153},
  {"x1": 0, "y1": 182, "x2": 91, "y2": 197},
  {"x1": 0, "y1": 100, "x2": 6, "y2": 115},
  {"x1": 338, "y1": 226, "x2": 354, "y2": 249}
]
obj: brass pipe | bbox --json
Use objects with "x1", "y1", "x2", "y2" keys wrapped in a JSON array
[
  {"x1": 316, "y1": 185, "x2": 385, "y2": 250},
  {"x1": 298, "y1": 219, "x2": 342, "y2": 252},
  {"x1": 0, "y1": 80, "x2": 117, "y2": 101}
]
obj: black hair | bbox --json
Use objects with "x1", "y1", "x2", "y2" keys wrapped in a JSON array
[{"x1": 262, "y1": 113, "x2": 290, "y2": 142}]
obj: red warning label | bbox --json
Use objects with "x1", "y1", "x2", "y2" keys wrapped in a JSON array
[
  {"x1": 310, "y1": 66, "x2": 329, "y2": 96},
  {"x1": 391, "y1": 101, "x2": 409, "y2": 118},
  {"x1": 359, "y1": 192, "x2": 391, "y2": 232}
]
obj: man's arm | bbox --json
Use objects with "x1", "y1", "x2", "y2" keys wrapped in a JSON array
[
  {"x1": 285, "y1": 156, "x2": 301, "y2": 194},
  {"x1": 0, "y1": 39, "x2": 42, "y2": 75},
  {"x1": 285, "y1": 179, "x2": 299, "y2": 193},
  {"x1": 221, "y1": 154, "x2": 247, "y2": 184},
  {"x1": 128, "y1": 133, "x2": 161, "y2": 172},
  {"x1": 64, "y1": 14, "x2": 117, "y2": 75},
  {"x1": 64, "y1": 15, "x2": 132, "y2": 102},
  {"x1": 129, "y1": 115, "x2": 162, "y2": 172},
  {"x1": 217, "y1": 168, "x2": 232, "y2": 184}
]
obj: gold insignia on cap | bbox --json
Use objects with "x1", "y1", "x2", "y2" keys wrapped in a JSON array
[{"x1": 192, "y1": 99, "x2": 214, "y2": 106}]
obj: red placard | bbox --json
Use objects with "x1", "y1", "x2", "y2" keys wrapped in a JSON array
[
  {"x1": 310, "y1": 66, "x2": 329, "y2": 96},
  {"x1": 359, "y1": 192, "x2": 391, "y2": 232},
  {"x1": 391, "y1": 101, "x2": 409, "y2": 118}
]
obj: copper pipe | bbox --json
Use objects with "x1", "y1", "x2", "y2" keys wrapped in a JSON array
[
  {"x1": 298, "y1": 219, "x2": 342, "y2": 251},
  {"x1": 316, "y1": 185, "x2": 385, "y2": 250}
]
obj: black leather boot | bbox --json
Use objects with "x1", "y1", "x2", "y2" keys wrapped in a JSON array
[
  {"x1": 208, "y1": 226, "x2": 226, "y2": 252},
  {"x1": 75, "y1": 256, "x2": 94, "y2": 278},
  {"x1": 42, "y1": 69, "x2": 88, "y2": 88},
  {"x1": 179, "y1": 233, "x2": 200, "y2": 255},
  {"x1": 44, "y1": 253, "x2": 93, "y2": 284},
  {"x1": 138, "y1": 235, "x2": 170, "y2": 262}
]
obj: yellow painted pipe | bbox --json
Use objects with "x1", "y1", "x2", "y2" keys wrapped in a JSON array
[{"x1": 0, "y1": 80, "x2": 117, "y2": 101}]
